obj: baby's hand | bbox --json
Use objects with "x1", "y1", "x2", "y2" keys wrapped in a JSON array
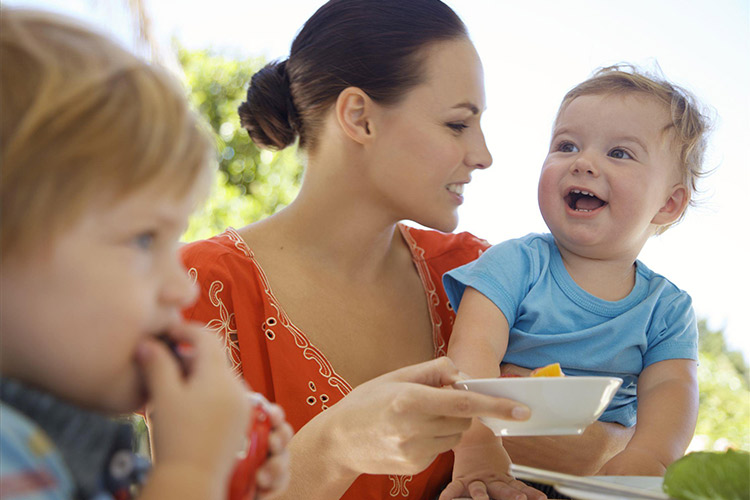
[
  {"x1": 440, "y1": 441, "x2": 547, "y2": 500},
  {"x1": 137, "y1": 322, "x2": 250, "y2": 487},
  {"x1": 254, "y1": 402, "x2": 294, "y2": 499},
  {"x1": 596, "y1": 447, "x2": 667, "y2": 476}
]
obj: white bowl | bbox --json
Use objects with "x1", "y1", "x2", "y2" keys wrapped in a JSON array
[{"x1": 453, "y1": 376, "x2": 622, "y2": 436}]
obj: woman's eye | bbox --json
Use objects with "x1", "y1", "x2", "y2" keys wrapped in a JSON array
[
  {"x1": 609, "y1": 148, "x2": 632, "y2": 160},
  {"x1": 447, "y1": 122, "x2": 468, "y2": 133},
  {"x1": 133, "y1": 232, "x2": 156, "y2": 250},
  {"x1": 557, "y1": 142, "x2": 579, "y2": 153}
]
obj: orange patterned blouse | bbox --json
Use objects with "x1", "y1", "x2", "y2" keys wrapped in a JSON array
[{"x1": 181, "y1": 224, "x2": 489, "y2": 499}]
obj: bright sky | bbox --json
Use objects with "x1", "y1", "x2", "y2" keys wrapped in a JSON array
[{"x1": 7, "y1": 0, "x2": 750, "y2": 360}]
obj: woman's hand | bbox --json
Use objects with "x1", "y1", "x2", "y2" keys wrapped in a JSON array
[
  {"x1": 255, "y1": 402, "x2": 294, "y2": 499},
  {"x1": 322, "y1": 357, "x2": 532, "y2": 477}
]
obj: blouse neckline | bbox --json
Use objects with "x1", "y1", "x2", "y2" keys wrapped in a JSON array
[{"x1": 222, "y1": 223, "x2": 444, "y2": 392}]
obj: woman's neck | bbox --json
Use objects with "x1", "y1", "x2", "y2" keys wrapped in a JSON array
[{"x1": 251, "y1": 175, "x2": 408, "y2": 283}]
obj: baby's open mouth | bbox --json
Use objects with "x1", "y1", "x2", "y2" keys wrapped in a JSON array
[{"x1": 565, "y1": 189, "x2": 607, "y2": 212}]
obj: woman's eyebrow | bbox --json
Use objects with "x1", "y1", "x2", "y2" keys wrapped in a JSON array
[{"x1": 452, "y1": 102, "x2": 480, "y2": 115}]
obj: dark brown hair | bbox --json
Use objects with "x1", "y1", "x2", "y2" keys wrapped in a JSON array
[{"x1": 238, "y1": 0, "x2": 467, "y2": 151}]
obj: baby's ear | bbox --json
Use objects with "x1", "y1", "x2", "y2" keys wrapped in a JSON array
[
  {"x1": 652, "y1": 184, "x2": 689, "y2": 226},
  {"x1": 335, "y1": 87, "x2": 374, "y2": 145}
]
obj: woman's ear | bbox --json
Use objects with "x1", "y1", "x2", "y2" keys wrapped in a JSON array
[
  {"x1": 652, "y1": 184, "x2": 689, "y2": 226},
  {"x1": 335, "y1": 87, "x2": 374, "y2": 145}
]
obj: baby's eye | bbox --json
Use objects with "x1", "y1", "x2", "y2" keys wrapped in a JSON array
[
  {"x1": 609, "y1": 148, "x2": 632, "y2": 160},
  {"x1": 557, "y1": 141, "x2": 579, "y2": 153},
  {"x1": 447, "y1": 122, "x2": 468, "y2": 133},
  {"x1": 133, "y1": 231, "x2": 156, "y2": 250}
]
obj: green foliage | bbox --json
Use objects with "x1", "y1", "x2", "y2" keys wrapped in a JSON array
[
  {"x1": 695, "y1": 320, "x2": 750, "y2": 451},
  {"x1": 178, "y1": 48, "x2": 303, "y2": 241}
]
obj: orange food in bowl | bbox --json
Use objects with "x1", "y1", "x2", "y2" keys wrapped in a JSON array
[{"x1": 530, "y1": 362, "x2": 565, "y2": 377}]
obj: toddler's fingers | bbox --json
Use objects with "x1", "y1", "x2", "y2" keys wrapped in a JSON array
[
  {"x1": 135, "y1": 338, "x2": 183, "y2": 399},
  {"x1": 165, "y1": 322, "x2": 228, "y2": 372},
  {"x1": 255, "y1": 452, "x2": 290, "y2": 496}
]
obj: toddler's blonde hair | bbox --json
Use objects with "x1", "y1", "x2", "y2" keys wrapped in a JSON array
[
  {"x1": 556, "y1": 64, "x2": 712, "y2": 233},
  {"x1": 1, "y1": 9, "x2": 214, "y2": 258}
]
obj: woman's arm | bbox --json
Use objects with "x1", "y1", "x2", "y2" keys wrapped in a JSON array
[
  {"x1": 269, "y1": 357, "x2": 533, "y2": 500},
  {"x1": 503, "y1": 420, "x2": 635, "y2": 475}
]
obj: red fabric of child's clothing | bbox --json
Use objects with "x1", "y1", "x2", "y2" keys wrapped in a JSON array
[{"x1": 181, "y1": 224, "x2": 489, "y2": 500}]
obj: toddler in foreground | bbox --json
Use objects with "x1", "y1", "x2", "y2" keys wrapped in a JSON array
[
  {"x1": 442, "y1": 65, "x2": 711, "y2": 494},
  {"x1": 0, "y1": 9, "x2": 291, "y2": 500}
]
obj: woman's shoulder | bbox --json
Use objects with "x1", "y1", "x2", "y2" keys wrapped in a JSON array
[
  {"x1": 180, "y1": 227, "x2": 262, "y2": 291},
  {"x1": 399, "y1": 223, "x2": 490, "y2": 268},
  {"x1": 181, "y1": 227, "x2": 253, "y2": 265}
]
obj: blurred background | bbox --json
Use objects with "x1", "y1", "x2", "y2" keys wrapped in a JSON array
[{"x1": 5, "y1": 0, "x2": 748, "y2": 452}]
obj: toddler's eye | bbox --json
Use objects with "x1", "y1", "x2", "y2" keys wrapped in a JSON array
[
  {"x1": 557, "y1": 142, "x2": 579, "y2": 153},
  {"x1": 609, "y1": 148, "x2": 632, "y2": 160},
  {"x1": 133, "y1": 232, "x2": 156, "y2": 250},
  {"x1": 447, "y1": 122, "x2": 468, "y2": 133}
]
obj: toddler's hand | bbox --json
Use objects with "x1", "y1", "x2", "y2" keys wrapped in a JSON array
[
  {"x1": 137, "y1": 322, "x2": 250, "y2": 488},
  {"x1": 440, "y1": 439, "x2": 546, "y2": 500},
  {"x1": 254, "y1": 401, "x2": 293, "y2": 499}
]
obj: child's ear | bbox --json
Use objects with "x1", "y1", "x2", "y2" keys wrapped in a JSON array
[
  {"x1": 335, "y1": 87, "x2": 374, "y2": 145},
  {"x1": 652, "y1": 184, "x2": 689, "y2": 226}
]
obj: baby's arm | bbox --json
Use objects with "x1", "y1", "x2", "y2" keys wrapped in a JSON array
[
  {"x1": 442, "y1": 287, "x2": 546, "y2": 500},
  {"x1": 597, "y1": 359, "x2": 698, "y2": 476},
  {"x1": 449, "y1": 286, "x2": 509, "y2": 378}
]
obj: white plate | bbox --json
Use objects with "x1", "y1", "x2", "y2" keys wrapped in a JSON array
[
  {"x1": 555, "y1": 476, "x2": 666, "y2": 500},
  {"x1": 509, "y1": 465, "x2": 671, "y2": 500},
  {"x1": 454, "y1": 377, "x2": 622, "y2": 436}
]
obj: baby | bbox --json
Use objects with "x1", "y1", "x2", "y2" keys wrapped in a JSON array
[
  {"x1": 0, "y1": 9, "x2": 291, "y2": 499},
  {"x1": 444, "y1": 65, "x2": 711, "y2": 490}
]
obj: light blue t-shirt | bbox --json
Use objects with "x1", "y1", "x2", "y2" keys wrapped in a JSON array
[{"x1": 443, "y1": 233, "x2": 698, "y2": 427}]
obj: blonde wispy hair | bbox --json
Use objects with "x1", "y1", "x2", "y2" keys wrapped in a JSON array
[
  {"x1": 1, "y1": 9, "x2": 214, "y2": 258},
  {"x1": 555, "y1": 64, "x2": 713, "y2": 233}
]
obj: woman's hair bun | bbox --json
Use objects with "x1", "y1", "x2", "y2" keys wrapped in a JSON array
[{"x1": 238, "y1": 60, "x2": 298, "y2": 150}]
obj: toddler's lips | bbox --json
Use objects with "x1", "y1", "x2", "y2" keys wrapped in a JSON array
[{"x1": 564, "y1": 188, "x2": 607, "y2": 212}]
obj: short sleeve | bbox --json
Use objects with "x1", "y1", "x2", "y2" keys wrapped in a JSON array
[
  {"x1": 0, "y1": 405, "x2": 73, "y2": 499},
  {"x1": 643, "y1": 291, "x2": 698, "y2": 367},
  {"x1": 442, "y1": 238, "x2": 539, "y2": 326}
]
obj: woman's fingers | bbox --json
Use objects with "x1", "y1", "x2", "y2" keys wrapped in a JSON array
[
  {"x1": 395, "y1": 384, "x2": 530, "y2": 421},
  {"x1": 385, "y1": 356, "x2": 462, "y2": 387}
]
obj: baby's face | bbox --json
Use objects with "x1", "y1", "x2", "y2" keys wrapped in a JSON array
[
  {"x1": 0, "y1": 178, "x2": 203, "y2": 413},
  {"x1": 537, "y1": 93, "x2": 684, "y2": 261}
]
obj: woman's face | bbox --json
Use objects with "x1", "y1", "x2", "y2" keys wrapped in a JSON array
[{"x1": 367, "y1": 38, "x2": 492, "y2": 232}]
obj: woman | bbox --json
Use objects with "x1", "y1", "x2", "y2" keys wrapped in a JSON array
[{"x1": 182, "y1": 1, "x2": 632, "y2": 498}]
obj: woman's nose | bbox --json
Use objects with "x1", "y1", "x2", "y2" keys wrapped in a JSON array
[{"x1": 467, "y1": 130, "x2": 493, "y2": 170}]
